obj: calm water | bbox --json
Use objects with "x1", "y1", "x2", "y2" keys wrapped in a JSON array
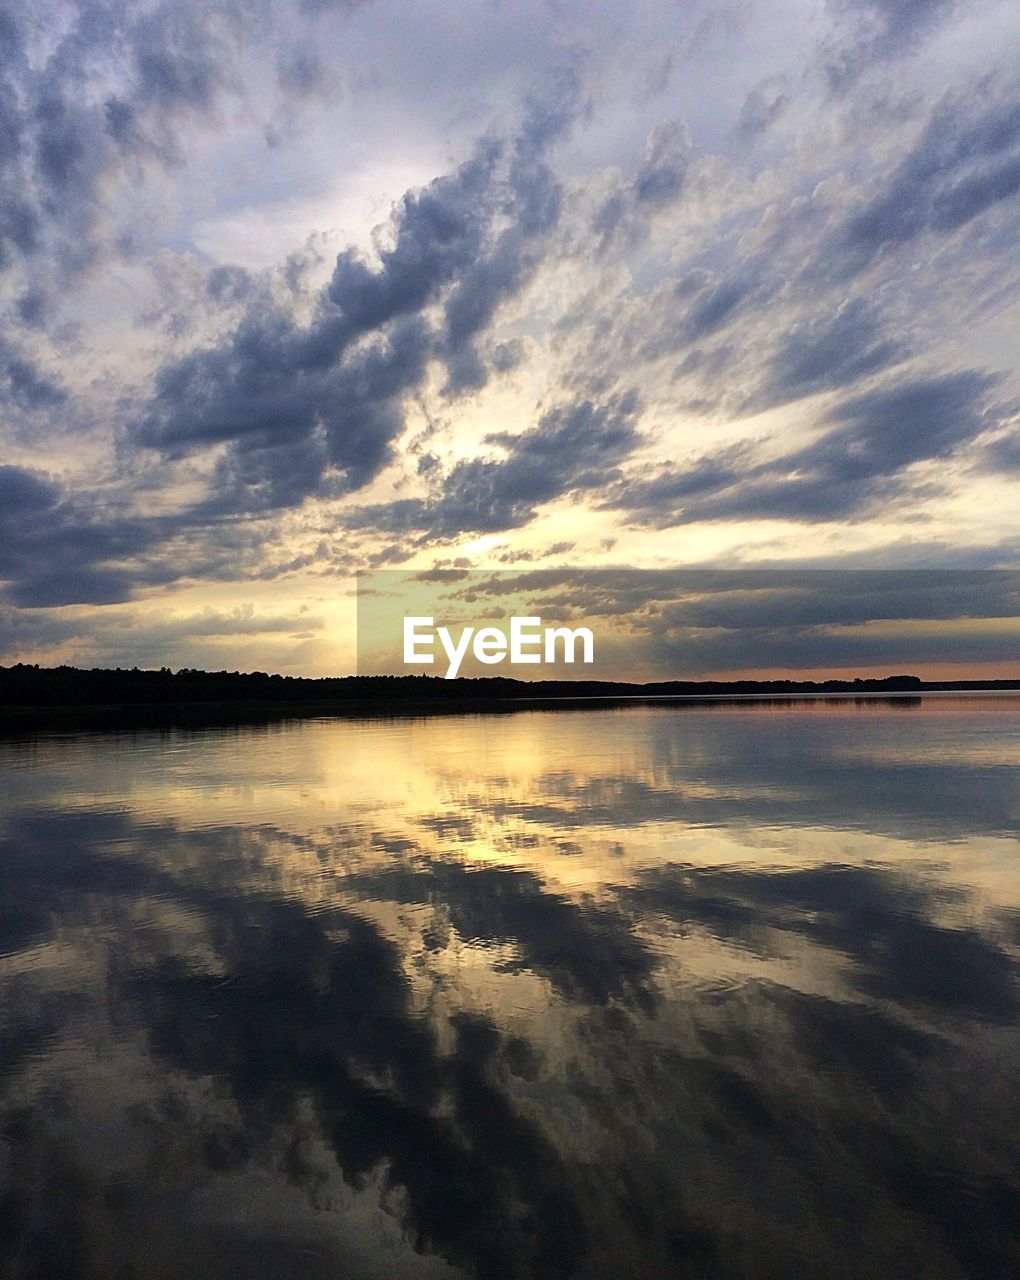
[{"x1": 1, "y1": 697, "x2": 1019, "y2": 1279}]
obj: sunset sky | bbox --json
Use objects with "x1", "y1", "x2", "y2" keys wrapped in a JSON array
[{"x1": 1, "y1": 0, "x2": 1018, "y2": 677}]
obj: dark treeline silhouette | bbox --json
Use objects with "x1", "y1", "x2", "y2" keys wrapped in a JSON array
[{"x1": 2, "y1": 663, "x2": 1018, "y2": 715}]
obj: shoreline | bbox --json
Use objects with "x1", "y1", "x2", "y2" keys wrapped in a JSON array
[{"x1": 3, "y1": 684, "x2": 1019, "y2": 733}]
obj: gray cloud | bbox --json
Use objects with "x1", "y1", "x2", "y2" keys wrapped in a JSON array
[
  {"x1": 0, "y1": 465, "x2": 156, "y2": 606},
  {"x1": 138, "y1": 76, "x2": 580, "y2": 515},
  {"x1": 439, "y1": 566, "x2": 1020, "y2": 629},
  {"x1": 592, "y1": 119, "x2": 694, "y2": 248},
  {"x1": 0, "y1": 0, "x2": 380, "y2": 332},
  {"x1": 0, "y1": 1, "x2": 236, "y2": 290},
  {"x1": 589, "y1": 80, "x2": 1020, "y2": 445},
  {"x1": 822, "y1": 0, "x2": 957, "y2": 91},
  {"x1": 0, "y1": 344, "x2": 66, "y2": 410},
  {"x1": 390, "y1": 566, "x2": 1020, "y2": 678},
  {"x1": 980, "y1": 427, "x2": 1020, "y2": 474},
  {"x1": 608, "y1": 370, "x2": 1000, "y2": 525},
  {"x1": 756, "y1": 298, "x2": 907, "y2": 406},
  {"x1": 0, "y1": 463, "x2": 303, "y2": 609},
  {"x1": 684, "y1": 272, "x2": 758, "y2": 341},
  {"x1": 820, "y1": 86, "x2": 1020, "y2": 280},
  {"x1": 735, "y1": 76, "x2": 790, "y2": 142},
  {"x1": 0, "y1": 2, "x2": 1018, "y2": 659},
  {"x1": 349, "y1": 393, "x2": 643, "y2": 542},
  {"x1": 0, "y1": 598, "x2": 324, "y2": 667}
]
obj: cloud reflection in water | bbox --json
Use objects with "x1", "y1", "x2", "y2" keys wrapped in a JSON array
[{"x1": 1, "y1": 697, "x2": 1019, "y2": 1278}]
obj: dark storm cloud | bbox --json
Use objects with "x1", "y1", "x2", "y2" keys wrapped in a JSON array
[
  {"x1": 138, "y1": 74, "x2": 581, "y2": 514},
  {"x1": 0, "y1": 464, "x2": 180, "y2": 606},
  {"x1": 349, "y1": 393, "x2": 643, "y2": 541},
  {"x1": 607, "y1": 370, "x2": 999, "y2": 525},
  {"x1": 0, "y1": 463, "x2": 283, "y2": 608}
]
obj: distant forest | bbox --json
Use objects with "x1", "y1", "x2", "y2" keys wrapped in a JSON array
[{"x1": 2, "y1": 663, "x2": 1018, "y2": 712}]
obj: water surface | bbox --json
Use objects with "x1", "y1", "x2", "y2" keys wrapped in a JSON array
[{"x1": 1, "y1": 697, "x2": 1019, "y2": 1278}]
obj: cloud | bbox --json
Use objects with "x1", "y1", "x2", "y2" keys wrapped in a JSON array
[
  {"x1": 592, "y1": 119, "x2": 694, "y2": 247},
  {"x1": 0, "y1": 466, "x2": 135, "y2": 607},
  {"x1": 822, "y1": 0, "x2": 957, "y2": 90},
  {"x1": 397, "y1": 565, "x2": 1020, "y2": 679},
  {"x1": 980, "y1": 426, "x2": 1020, "y2": 474},
  {"x1": 0, "y1": 2, "x2": 1018, "y2": 660},
  {"x1": 0, "y1": 464, "x2": 185, "y2": 606},
  {"x1": 0, "y1": 343, "x2": 66, "y2": 410},
  {"x1": 137, "y1": 76, "x2": 582, "y2": 515},
  {"x1": 608, "y1": 370, "x2": 1000, "y2": 525},
  {"x1": 755, "y1": 297, "x2": 907, "y2": 406},
  {"x1": 582, "y1": 79, "x2": 1020, "y2": 447},
  {"x1": 0, "y1": 471, "x2": 149, "y2": 604},
  {"x1": 684, "y1": 273, "x2": 757, "y2": 341},
  {"x1": 360, "y1": 565, "x2": 1020, "y2": 684},
  {"x1": 0, "y1": 1, "x2": 234, "y2": 291},
  {"x1": 735, "y1": 76, "x2": 790, "y2": 142},
  {"x1": 0, "y1": 463, "x2": 282, "y2": 609},
  {"x1": 820, "y1": 85, "x2": 1020, "y2": 279},
  {"x1": 0, "y1": 598, "x2": 324, "y2": 665},
  {"x1": 0, "y1": 0, "x2": 381, "y2": 330},
  {"x1": 349, "y1": 392, "x2": 644, "y2": 542}
]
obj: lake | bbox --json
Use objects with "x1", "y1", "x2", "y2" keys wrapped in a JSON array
[{"x1": 1, "y1": 696, "x2": 1019, "y2": 1279}]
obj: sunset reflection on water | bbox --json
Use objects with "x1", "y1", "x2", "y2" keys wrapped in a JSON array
[{"x1": 1, "y1": 697, "x2": 1019, "y2": 1279}]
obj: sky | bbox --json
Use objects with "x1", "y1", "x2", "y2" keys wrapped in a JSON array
[{"x1": 0, "y1": 0, "x2": 1018, "y2": 678}]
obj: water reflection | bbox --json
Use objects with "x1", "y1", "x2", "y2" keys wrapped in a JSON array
[{"x1": 1, "y1": 698, "x2": 1019, "y2": 1278}]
